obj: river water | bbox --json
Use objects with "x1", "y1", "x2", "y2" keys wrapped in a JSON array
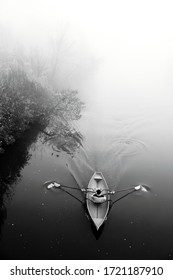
[{"x1": 1, "y1": 56, "x2": 173, "y2": 260}]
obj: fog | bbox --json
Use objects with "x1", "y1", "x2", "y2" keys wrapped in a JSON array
[
  {"x1": 1, "y1": 0, "x2": 173, "y2": 107},
  {"x1": 1, "y1": 1, "x2": 173, "y2": 260}
]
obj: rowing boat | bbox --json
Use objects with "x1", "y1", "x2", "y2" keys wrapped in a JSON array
[
  {"x1": 86, "y1": 172, "x2": 110, "y2": 230},
  {"x1": 44, "y1": 176, "x2": 144, "y2": 232}
]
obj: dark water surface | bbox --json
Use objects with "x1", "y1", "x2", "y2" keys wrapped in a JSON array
[{"x1": 1, "y1": 72, "x2": 173, "y2": 260}]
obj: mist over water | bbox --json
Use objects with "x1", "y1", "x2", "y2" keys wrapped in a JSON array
[{"x1": 1, "y1": 0, "x2": 173, "y2": 259}]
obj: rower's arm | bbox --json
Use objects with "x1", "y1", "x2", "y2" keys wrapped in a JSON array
[
  {"x1": 81, "y1": 188, "x2": 114, "y2": 194},
  {"x1": 101, "y1": 189, "x2": 115, "y2": 194},
  {"x1": 81, "y1": 188, "x2": 94, "y2": 193}
]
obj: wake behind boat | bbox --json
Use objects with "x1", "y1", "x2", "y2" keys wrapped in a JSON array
[{"x1": 86, "y1": 172, "x2": 110, "y2": 230}]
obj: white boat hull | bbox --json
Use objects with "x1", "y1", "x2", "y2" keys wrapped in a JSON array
[{"x1": 86, "y1": 172, "x2": 110, "y2": 230}]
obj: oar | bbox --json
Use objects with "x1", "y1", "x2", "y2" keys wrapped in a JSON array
[
  {"x1": 110, "y1": 185, "x2": 142, "y2": 195},
  {"x1": 43, "y1": 180, "x2": 84, "y2": 204},
  {"x1": 110, "y1": 185, "x2": 145, "y2": 207},
  {"x1": 44, "y1": 180, "x2": 144, "y2": 193},
  {"x1": 44, "y1": 181, "x2": 143, "y2": 193},
  {"x1": 43, "y1": 180, "x2": 82, "y2": 191},
  {"x1": 90, "y1": 185, "x2": 142, "y2": 195}
]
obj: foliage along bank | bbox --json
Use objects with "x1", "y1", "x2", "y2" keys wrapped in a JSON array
[{"x1": 0, "y1": 66, "x2": 84, "y2": 153}]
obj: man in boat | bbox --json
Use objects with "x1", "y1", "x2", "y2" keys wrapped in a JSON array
[{"x1": 91, "y1": 188, "x2": 107, "y2": 204}]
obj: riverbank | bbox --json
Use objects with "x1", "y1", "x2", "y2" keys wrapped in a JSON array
[{"x1": 0, "y1": 66, "x2": 84, "y2": 154}]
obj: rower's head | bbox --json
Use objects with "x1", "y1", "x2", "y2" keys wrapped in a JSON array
[{"x1": 96, "y1": 189, "x2": 102, "y2": 195}]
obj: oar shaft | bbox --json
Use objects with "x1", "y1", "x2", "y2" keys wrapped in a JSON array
[
  {"x1": 60, "y1": 185, "x2": 136, "y2": 193},
  {"x1": 60, "y1": 184, "x2": 81, "y2": 191},
  {"x1": 114, "y1": 187, "x2": 135, "y2": 193}
]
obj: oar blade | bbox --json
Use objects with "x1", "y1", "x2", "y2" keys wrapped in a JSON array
[
  {"x1": 134, "y1": 184, "x2": 149, "y2": 192},
  {"x1": 53, "y1": 182, "x2": 61, "y2": 188},
  {"x1": 47, "y1": 183, "x2": 55, "y2": 189},
  {"x1": 134, "y1": 185, "x2": 141, "y2": 191},
  {"x1": 43, "y1": 181, "x2": 61, "y2": 189}
]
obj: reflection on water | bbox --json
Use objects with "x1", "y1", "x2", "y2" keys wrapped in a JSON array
[
  {"x1": 0, "y1": 125, "x2": 41, "y2": 237},
  {"x1": 41, "y1": 89, "x2": 84, "y2": 157},
  {"x1": 43, "y1": 127, "x2": 83, "y2": 157},
  {"x1": 140, "y1": 185, "x2": 150, "y2": 193}
]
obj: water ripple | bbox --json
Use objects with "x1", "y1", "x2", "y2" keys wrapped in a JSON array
[{"x1": 110, "y1": 137, "x2": 147, "y2": 157}]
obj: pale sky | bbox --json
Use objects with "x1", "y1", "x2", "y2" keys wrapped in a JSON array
[
  {"x1": 1, "y1": 0, "x2": 173, "y2": 108},
  {"x1": 1, "y1": 0, "x2": 173, "y2": 53}
]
